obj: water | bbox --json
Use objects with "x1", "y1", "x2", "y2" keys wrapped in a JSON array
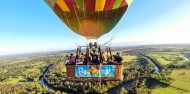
[
  {"x1": 154, "y1": 65, "x2": 159, "y2": 73},
  {"x1": 39, "y1": 66, "x2": 53, "y2": 90},
  {"x1": 108, "y1": 61, "x2": 160, "y2": 93},
  {"x1": 184, "y1": 57, "x2": 189, "y2": 61},
  {"x1": 39, "y1": 63, "x2": 160, "y2": 93}
]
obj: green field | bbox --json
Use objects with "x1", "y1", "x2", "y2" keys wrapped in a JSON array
[
  {"x1": 152, "y1": 69, "x2": 190, "y2": 94},
  {"x1": 1, "y1": 45, "x2": 190, "y2": 94},
  {"x1": 152, "y1": 87, "x2": 190, "y2": 94},
  {"x1": 147, "y1": 47, "x2": 190, "y2": 94},
  {"x1": 170, "y1": 70, "x2": 190, "y2": 81},
  {"x1": 123, "y1": 55, "x2": 137, "y2": 63},
  {"x1": 170, "y1": 70, "x2": 190, "y2": 91},
  {"x1": 0, "y1": 54, "x2": 64, "y2": 93},
  {"x1": 0, "y1": 76, "x2": 27, "y2": 84},
  {"x1": 148, "y1": 52, "x2": 185, "y2": 65},
  {"x1": 0, "y1": 62, "x2": 47, "y2": 84}
]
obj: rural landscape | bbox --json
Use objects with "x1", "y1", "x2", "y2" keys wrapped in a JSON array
[
  {"x1": 1, "y1": 0, "x2": 190, "y2": 94},
  {"x1": 0, "y1": 44, "x2": 190, "y2": 94}
]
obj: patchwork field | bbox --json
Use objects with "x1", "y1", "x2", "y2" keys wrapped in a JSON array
[
  {"x1": 152, "y1": 87, "x2": 190, "y2": 94},
  {"x1": 0, "y1": 76, "x2": 28, "y2": 84},
  {"x1": 170, "y1": 70, "x2": 190, "y2": 91},
  {"x1": 1, "y1": 45, "x2": 190, "y2": 94},
  {"x1": 0, "y1": 62, "x2": 48, "y2": 85},
  {"x1": 148, "y1": 52, "x2": 185, "y2": 65},
  {"x1": 123, "y1": 55, "x2": 137, "y2": 63},
  {"x1": 152, "y1": 69, "x2": 190, "y2": 94}
]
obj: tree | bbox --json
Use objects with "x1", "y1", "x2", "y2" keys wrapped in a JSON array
[{"x1": 117, "y1": 87, "x2": 128, "y2": 94}]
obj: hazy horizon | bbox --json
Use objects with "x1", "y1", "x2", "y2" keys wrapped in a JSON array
[{"x1": 1, "y1": 42, "x2": 190, "y2": 56}]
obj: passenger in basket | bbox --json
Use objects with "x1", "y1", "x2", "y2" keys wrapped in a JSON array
[
  {"x1": 65, "y1": 55, "x2": 70, "y2": 64},
  {"x1": 81, "y1": 53, "x2": 85, "y2": 60},
  {"x1": 110, "y1": 55, "x2": 116, "y2": 64},
  {"x1": 102, "y1": 52, "x2": 107, "y2": 64},
  {"x1": 90, "y1": 49, "x2": 99, "y2": 64},
  {"x1": 70, "y1": 53, "x2": 76, "y2": 65},
  {"x1": 76, "y1": 54, "x2": 84, "y2": 65},
  {"x1": 114, "y1": 52, "x2": 123, "y2": 63},
  {"x1": 83, "y1": 54, "x2": 88, "y2": 65}
]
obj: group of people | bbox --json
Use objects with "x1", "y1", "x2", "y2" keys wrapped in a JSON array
[{"x1": 65, "y1": 49, "x2": 123, "y2": 65}]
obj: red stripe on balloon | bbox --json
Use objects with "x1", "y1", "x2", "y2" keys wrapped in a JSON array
[
  {"x1": 54, "y1": 3, "x2": 61, "y2": 10},
  {"x1": 120, "y1": 0, "x2": 127, "y2": 7},
  {"x1": 64, "y1": 0, "x2": 78, "y2": 12},
  {"x1": 104, "y1": 0, "x2": 115, "y2": 10},
  {"x1": 86, "y1": 0, "x2": 95, "y2": 12}
]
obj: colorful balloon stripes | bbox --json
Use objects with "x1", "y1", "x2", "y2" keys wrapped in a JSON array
[{"x1": 45, "y1": 0, "x2": 133, "y2": 39}]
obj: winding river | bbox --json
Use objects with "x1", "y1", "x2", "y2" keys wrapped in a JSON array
[
  {"x1": 107, "y1": 62, "x2": 160, "y2": 93},
  {"x1": 39, "y1": 66, "x2": 53, "y2": 90},
  {"x1": 154, "y1": 64, "x2": 159, "y2": 73},
  {"x1": 39, "y1": 62, "x2": 160, "y2": 93}
]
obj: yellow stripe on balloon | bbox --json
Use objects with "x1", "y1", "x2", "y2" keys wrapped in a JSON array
[
  {"x1": 126, "y1": 0, "x2": 133, "y2": 6},
  {"x1": 56, "y1": 0, "x2": 70, "y2": 11},
  {"x1": 95, "y1": 0, "x2": 106, "y2": 11}
]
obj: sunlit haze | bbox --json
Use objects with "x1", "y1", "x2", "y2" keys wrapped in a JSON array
[{"x1": 0, "y1": 0, "x2": 190, "y2": 55}]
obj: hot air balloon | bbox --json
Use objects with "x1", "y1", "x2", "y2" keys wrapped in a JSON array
[
  {"x1": 45, "y1": 0, "x2": 133, "y2": 39},
  {"x1": 45, "y1": 0, "x2": 133, "y2": 81}
]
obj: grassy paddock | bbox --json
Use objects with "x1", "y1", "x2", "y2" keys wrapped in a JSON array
[
  {"x1": 148, "y1": 53, "x2": 171, "y2": 65},
  {"x1": 0, "y1": 76, "x2": 27, "y2": 84},
  {"x1": 148, "y1": 52, "x2": 185, "y2": 65},
  {"x1": 152, "y1": 87, "x2": 190, "y2": 94},
  {"x1": 170, "y1": 70, "x2": 190, "y2": 81},
  {"x1": 170, "y1": 69, "x2": 190, "y2": 91},
  {"x1": 122, "y1": 55, "x2": 137, "y2": 63},
  {"x1": 0, "y1": 61, "x2": 49, "y2": 85},
  {"x1": 152, "y1": 69, "x2": 190, "y2": 94}
]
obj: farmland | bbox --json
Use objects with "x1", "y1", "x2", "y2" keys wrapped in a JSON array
[
  {"x1": 151, "y1": 69, "x2": 190, "y2": 94},
  {"x1": 0, "y1": 44, "x2": 190, "y2": 94}
]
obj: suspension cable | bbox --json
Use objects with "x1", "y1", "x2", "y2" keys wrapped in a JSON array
[
  {"x1": 59, "y1": 9, "x2": 80, "y2": 47},
  {"x1": 99, "y1": 0, "x2": 110, "y2": 46},
  {"x1": 73, "y1": 1, "x2": 88, "y2": 46},
  {"x1": 100, "y1": 6, "x2": 121, "y2": 47},
  {"x1": 109, "y1": 5, "x2": 129, "y2": 47},
  {"x1": 82, "y1": 0, "x2": 89, "y2": 46},
  {"x1": 101, "y1": 5, "x2": 128, "y2": 47},
  {"x1": 97, "y1": 6, "x2": 100, "y2": 42}
]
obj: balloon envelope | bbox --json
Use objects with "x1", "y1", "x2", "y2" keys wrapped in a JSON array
[{"x1": 45, "y1": 0, "x2": 133, "y2": 39}]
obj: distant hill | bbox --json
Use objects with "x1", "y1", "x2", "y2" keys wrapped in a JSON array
[{"x1": 1, "y1": 43, "x2": 190, "y2": 60}]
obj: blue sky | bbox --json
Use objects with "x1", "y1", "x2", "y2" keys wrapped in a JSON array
[{"x1": 0, "y1": 0, "x2": 190, "y2": 55}]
